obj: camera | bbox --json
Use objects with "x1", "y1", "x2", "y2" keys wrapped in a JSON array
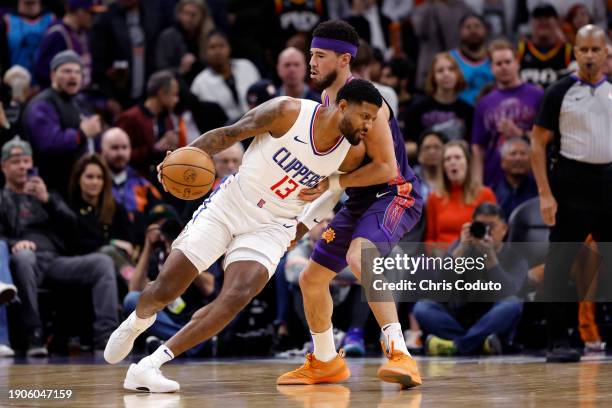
[
  {"x1": 160, "y1": 218, "x2": 182, "y2": 242},
  {"x1": 469, "y1": 221, "x2": 490, "y2": 239}
]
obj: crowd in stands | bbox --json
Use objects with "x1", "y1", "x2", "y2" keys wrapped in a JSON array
[{"x1": 0, "y1": 0, "x2": 610, "y2": 359}]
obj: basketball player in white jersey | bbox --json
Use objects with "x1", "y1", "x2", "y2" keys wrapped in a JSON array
[{"x1": 103, "y1": 79, "x2": 396, "y2": 392}]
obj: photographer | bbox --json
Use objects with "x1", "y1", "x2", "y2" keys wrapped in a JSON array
[
  {"x1": 123, "y1": 205, "x2": 218, "y2": 357},
  {"x1": 414, "y1": 203, "x2": 527, "y2": 356}
]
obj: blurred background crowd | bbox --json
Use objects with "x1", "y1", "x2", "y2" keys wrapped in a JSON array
[{"x1": 0, "y1": 0, "x2": 611, "y2": 360}]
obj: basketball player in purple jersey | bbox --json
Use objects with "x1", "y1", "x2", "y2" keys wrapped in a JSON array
[{"x1": 278, "y1": 21, "x2": 423, "y2": 388}]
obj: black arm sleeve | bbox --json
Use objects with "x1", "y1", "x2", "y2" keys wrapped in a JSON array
[{"x1": 534, "y1": 76, "x2": 574, "y2": 132}]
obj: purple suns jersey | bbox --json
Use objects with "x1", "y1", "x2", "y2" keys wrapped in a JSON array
[{"x1": 323, "y1": 92, "x2": 422, "y2": 215}]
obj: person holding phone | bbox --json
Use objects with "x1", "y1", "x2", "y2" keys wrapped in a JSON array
[
  {"x1": 0, "y1": 137, "x2": 118, "y2": 356},
  {"x1": 414, "y1": 203, "x2": 527, "y2": 356}
]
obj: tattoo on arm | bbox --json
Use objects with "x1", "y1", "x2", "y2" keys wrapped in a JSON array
[{"x1": 189, "y1": 98, "x2": 285, "y2": 156}]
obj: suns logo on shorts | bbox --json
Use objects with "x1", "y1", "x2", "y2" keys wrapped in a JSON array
[
  {"x1": 182, "y1": 169, "x2": 197, "y2": 183},
  {"x1": 322, "y1": 227, "x2": 335, "y2": 244}
]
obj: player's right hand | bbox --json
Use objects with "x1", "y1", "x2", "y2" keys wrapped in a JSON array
[
  {"x1": 540, "y1": 193, "x2": 557, "y2": 226},
  {"x1": 157, "y1": 151, "x2": 172, "y2": 192},
  {"x1": 288, "y1": 222, "x2": 309, "y2": 250}
]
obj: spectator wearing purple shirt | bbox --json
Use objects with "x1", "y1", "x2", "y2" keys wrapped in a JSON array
[
  {"x1": 472, "y1": 40, "x2": 543, "y2": 188},
  {"x1": 22, "y1": 50, "x2": 101, "y2": 197},
  {"x1": 493, "y1": 136, "x2": 538, "y2": 219},
  {"x1": 34, "y1": 0, "x2": 96, "y2": 89}
]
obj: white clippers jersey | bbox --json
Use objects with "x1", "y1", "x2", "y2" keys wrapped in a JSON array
[{"x1": 236, "y1": 98, "x2": 351, "y2": 218}]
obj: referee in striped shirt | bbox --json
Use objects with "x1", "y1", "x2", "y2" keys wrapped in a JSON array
[{"x1": 531, "y1": 25, "x2": 612, "y2": 363}]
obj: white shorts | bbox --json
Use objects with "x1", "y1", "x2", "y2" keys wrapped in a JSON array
[{"x1": 172, "y1": 175, "x2": 296, "y2": 278}]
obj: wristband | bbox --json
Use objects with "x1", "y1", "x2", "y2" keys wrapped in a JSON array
[{"x1": 328, "y1": 174, "x2": 342, "y2": 192}]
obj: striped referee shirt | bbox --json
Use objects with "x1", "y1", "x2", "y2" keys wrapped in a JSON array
[{"x1": 535, "y1": 74, "x2": 612, "y2": 164}]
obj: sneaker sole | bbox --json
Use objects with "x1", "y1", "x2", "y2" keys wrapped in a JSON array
[
  {"x1": 277, "y1": 368, "x2": 351, "y2": 385},
  {"x1": 377, "y1": 368, "x2": 422, "y2": 388},
  {"x1": 123, "y1": 380, "x2": 179, "y2": 393}
]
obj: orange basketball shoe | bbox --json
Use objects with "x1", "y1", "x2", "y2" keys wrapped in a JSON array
[
  {"x1": 277, "y1": 350, "x2": 351, "y2": 385},
  {"x1": 377, "y1": 342, "x2": 422, "y2": 389}
]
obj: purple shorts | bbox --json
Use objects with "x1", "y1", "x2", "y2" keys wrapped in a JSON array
[{"x1": 311, "y1": 194, "x2": 423, "y2": 273}]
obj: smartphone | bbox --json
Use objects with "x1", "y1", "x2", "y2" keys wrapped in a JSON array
[{"x1": 27, "y1": 167, "x2": 39, "y2": 179}]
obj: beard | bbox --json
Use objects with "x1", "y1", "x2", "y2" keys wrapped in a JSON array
[
  {"x1": 463, "y1": 37, "x2": 484, "y2": 51},
  {"x1": 339, "y1": 117, "x2": 362, "y2": 146},
  {"x1": 313, "y1": 70, "x2": 338, "y2": 92},
  {"x1": 108, "y1": 159, "x2": 127, "y2": 174}
]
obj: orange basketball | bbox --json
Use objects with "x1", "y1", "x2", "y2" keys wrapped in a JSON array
[{"x1": 161, "y1": 147, "x2": 216, "y2": 200}]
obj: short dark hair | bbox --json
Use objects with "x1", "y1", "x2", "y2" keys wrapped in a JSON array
[
  {"x1": 336, "y1": 79, "x2": 382, "y2": 108},
  {"x1": 312, "y1": 20, "x2": 360, "y2": 48},
  {"x1": 387, "y1": 57, "x2": 414, "y2": 82},
  {"x1": 532, "y1": 4, "x2": 558, "y2": 19},
  {"x1": 459, "y1": 13, "x2": 487, "y2": 29},
  {"x1": 473, "y1": 202, "x2": 506, "y2": 221},
  {"x1": 418, "y1": 129, "x2": 447, "y2": 149},
  {"x1": 147, "y1": 70, "x2": 176, "y2": 97},
  {"x1": 207, "y1": 29, "x2": 229, "y2": 42}
]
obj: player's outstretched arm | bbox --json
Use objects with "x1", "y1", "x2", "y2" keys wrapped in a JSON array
[{"x1": 189, "y1": 97, "x2": 299, "y2": 156}]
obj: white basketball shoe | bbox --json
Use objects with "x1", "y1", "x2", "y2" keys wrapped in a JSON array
[
  {"x1": 104, "y1": 311, "x2": 156, "y2": 364},
  {"x1": 124, "y1": 363, "x2": 180, "y2": 393}
]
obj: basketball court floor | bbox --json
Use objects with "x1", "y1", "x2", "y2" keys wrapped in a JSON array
[{"x1": 1, "y1": 354, "x2": 611, "y2": 407}]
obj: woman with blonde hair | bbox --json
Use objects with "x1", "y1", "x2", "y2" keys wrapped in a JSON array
[
  {"x1": 425, "y1": 140, "x2": 496, "y2": 248},
  {"x1": 402, "y1": 52, "x2": 474, "y2": 159},
  {"x1": 155, "y1": 0, "x2": 215, "y2": 83}
]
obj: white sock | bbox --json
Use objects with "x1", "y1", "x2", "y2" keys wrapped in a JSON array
[
  {"x1": 382, "y1": 323, "x2": 410, "y2": 356},
  {"x1": 311, "y1": 326, "x2": 337, "y2": 362},
  {"x1": 140, "y1": 345, "x2": 174, "y2": 369},
  {"x1": 129, "y1": 311, "x2": 154, "y2": 331}
]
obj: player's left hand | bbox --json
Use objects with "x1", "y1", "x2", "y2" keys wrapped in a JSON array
[{"x1": 298, "y1": 178, "x2": 328, "y2": 201}]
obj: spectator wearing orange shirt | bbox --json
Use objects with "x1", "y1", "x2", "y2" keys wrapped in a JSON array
[{"x1": 425, "y1": 140, "x2": 496, "y2": 252}]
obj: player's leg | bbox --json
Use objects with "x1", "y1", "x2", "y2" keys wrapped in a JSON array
[
  {"x1": 300, "y1": 261, "x2": 336, "y2": 337},
  {"x1": 136, "y1": 249, "x2": 199, "y2": 319},
  {"x1": 349, "y1": 196, "x2": 423, "y2": 388},
  {"x1": 125, "y1": 220, "x2": 292, "y2": 392},
  {"x1": 122, "y1": 260, "x2": 270, "y2": 393},
  {"x1": 346, "y1": 237, "x2": 406, "y2": 350},
  {"x1": 164, "y1": 260, "x2": 269, "y2": 356},
  {"x1": 105, "y1": 194, "x2": 233, "y2": 365},
  {"x1": 347, "y1": 237, "x2": 401, "y2": 325},
  {"x1": 277, "y1": 210, "x2": 355, "y2": 385}
]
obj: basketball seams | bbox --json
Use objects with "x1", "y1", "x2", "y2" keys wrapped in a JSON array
[
  {"x1": 161, "y1": 172, "x2": 215, "y2": 188},
  {"x1": 162, "y1": 163, "x2": 216, "y2": 176},
  {"x1": 161, "y1": 147, "x2": 216, "y2": 199}
]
